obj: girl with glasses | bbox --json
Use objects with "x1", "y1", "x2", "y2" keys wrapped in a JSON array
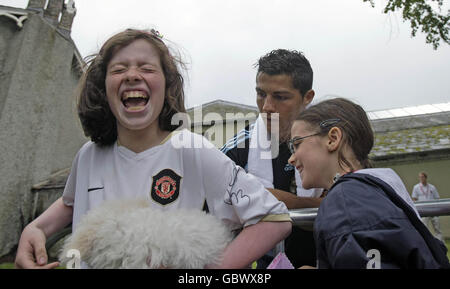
[{"x1": 288, "y1": 98, "x2": 449, "y2": 269}]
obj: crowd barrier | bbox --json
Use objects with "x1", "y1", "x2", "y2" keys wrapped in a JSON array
[
  {"x1": 273, "y1": 198, "x2": 450, "y2": 253},
  {"x1": 289, "y1": 198, "x2": 450, "y2": 230}
]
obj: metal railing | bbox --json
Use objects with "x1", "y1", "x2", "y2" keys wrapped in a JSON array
[
  {"x1": 273, "y1": 198, "x2": 450, "y2": 254},
  {"x1": 289, "y1": 198, "x2": 450, "y2": 230}
]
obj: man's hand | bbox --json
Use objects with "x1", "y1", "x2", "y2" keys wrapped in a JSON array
[{"x1": 267, "y1": 188, "x2": 323, "y2": 209}]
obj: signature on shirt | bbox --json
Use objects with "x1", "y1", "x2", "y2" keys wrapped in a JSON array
[{"x1": 224, "y1": 166, "x2": 250, "y2": 207}]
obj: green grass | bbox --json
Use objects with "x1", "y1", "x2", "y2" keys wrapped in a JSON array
[{"x1": 0, "y1": 263, "x2": 14, "y2": 269}]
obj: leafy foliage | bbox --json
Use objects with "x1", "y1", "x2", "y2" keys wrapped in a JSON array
[{"x1": 364, "y1": 0, "x2": 450, "y2": 49}]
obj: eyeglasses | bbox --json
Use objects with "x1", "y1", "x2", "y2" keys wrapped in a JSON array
[
  {"x1": 288, "y1": 132, "x2": 321, "y2": 154},
  {"x1": 288, "y1": 118, "x2": 341, "y2": 154}
]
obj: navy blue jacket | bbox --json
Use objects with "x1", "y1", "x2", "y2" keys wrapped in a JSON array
[{"x1": 314, "y1": 172, "x2": 449, "y2": 269}]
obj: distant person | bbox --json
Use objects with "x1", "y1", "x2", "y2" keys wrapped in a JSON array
[
  {"x1": 221, "y1": 49, "x2": 323, "y2": 268},
  {"x1": 412, "y1": 172, "x2": 444, "y2": 242},
  {"x1": 288, "y1": 98, "x2": 449, "y2": 268}
]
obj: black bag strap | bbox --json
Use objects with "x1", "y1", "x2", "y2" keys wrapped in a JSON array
[{"x1": 334, "y1": 173, "x2": 450, "y2": 268}]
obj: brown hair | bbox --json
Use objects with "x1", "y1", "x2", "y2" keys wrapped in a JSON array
[
  {"x1": 77, "y1": 28, "x2": 186, "y2": 146},
  {"x1": 296, "y1": 98, "x2": 374, "y2": 171}
]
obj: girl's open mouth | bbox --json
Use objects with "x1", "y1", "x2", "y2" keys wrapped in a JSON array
[{"x1": 121, "y1": 90, "x2": 149, "y2": 111}]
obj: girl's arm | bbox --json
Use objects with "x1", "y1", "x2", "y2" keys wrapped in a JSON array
[
  {"x1": 211, "y1": 220, "x2": 292, "y2": 269},
  {"x1": 15, "y1": 197, "x2": 73, "y2": 269}
]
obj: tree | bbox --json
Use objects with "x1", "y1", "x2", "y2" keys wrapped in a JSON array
[{"x1": 364, "y1": 0, "x2": 450, "y2": 49}]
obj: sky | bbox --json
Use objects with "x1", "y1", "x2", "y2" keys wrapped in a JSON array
[{"x1": 2, "y1": 0, "x2": 450, "y2": 111}]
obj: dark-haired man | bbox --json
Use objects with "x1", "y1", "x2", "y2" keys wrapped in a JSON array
[{"x1": 221, "y1": 49, "x2": 324, "y2": 268}]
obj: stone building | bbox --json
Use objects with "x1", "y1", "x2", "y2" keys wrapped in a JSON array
[
  {"x1": 186, "y1": 100, "x2": 258, "y2": 148},
  {"x1": 0, "y1": 0, "x2": 86, "y2": 260}
]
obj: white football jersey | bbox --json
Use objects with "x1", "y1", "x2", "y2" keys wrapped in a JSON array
[{"x1": 63, "y1": 129, "x2": 290, "y2": 232}]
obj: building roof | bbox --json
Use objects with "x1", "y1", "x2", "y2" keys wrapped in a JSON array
[
  {"x1": 186, "y1": 99, "x2": 258, "y2": 126},
  {"x1": 370, "y1": 122, "x2": 449, "y2": 158},
  {"x1": 0, "y1": 2, "x2": 85, "y2": 74},
  {"x1": 367, "y1": 102, "x2": 450, "y2": 121},
  {"x1": 370, "y1": 111, "x2": 449, "y2": 133},
  {"x1": 0, "y1": 5, "x2": 29, "y2": 28},
  {"x1": 187, "y1": 99, "x2": 258, "y2": 114},
  {"x1": 369, "y1": 102, "x2": 450, "y2": 159}
]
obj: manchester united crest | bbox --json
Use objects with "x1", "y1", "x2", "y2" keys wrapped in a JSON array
[{"x1": 151, "y1": 169, "x2": 181, "y2": 205}]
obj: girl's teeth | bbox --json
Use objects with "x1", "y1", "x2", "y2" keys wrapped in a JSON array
[
  {"x1": 122, "y1": 91, "x2": 149, "y2": 110},
  {"x1": 124, "y1": 91, "x2": 147, "y2": 99},
  {"x1": 127, "y1": 105, "x2": 145, "y2": 111}
]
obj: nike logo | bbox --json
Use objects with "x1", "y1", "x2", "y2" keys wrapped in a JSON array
[{"x1": 88, "y1": 187, "x2": 104, "y2": 192}]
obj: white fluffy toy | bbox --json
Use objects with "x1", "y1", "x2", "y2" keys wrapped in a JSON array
[{"x1": 59, "y1": 199, "x2": 233, "y2": 269}]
